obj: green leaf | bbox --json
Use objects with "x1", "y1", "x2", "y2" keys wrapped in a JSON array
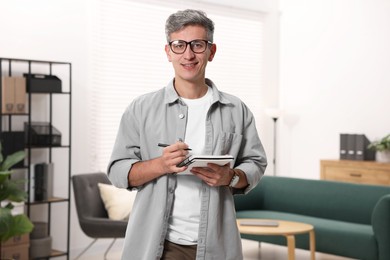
[
  {"x1": 0, "y1": 207, "x2": 14, "y2": 242},
  {"x1": 0, "y1": 150, "x2": 25, "y2": 171},
  {"x1": 9, "y1": 214, "x2": 34, "y2": 237},
  {"x1": 0, "y1": 179, "x2": 27, "y2": 202},
  {"x1": 368, "y1": 133, "x2": 390, "y2": 151},
  {"x1": 0, "y1": 209, "x2": 34, "y2": 242},
  {"x1": 0, "y1": 171, "x2": 11, "y2": 184}
]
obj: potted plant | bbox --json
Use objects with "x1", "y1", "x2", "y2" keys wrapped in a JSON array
[
  {"x1": 0, "y1": 142, "x2": 34, "y2": 252},
  {"x1": 368, "y1": 134, "x2": 390, "y2": 163}
]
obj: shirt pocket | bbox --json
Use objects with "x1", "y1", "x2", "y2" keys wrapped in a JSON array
[{"x1": 217, "y1": 132, "x2": 243, "y2": 160}]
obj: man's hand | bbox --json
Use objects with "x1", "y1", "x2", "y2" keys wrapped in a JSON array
[
  {"x1": 159, "y1": 141, "x2": 190, "y2": 174},
  {"x1": 190, "y1": 163, "x2": 233, "y2": 187},
  {"x1": 128, "y1": 141, "x2": 190, "y2": 187}
]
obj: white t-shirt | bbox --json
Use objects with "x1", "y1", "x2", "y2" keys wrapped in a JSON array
[{"x1": 167, "y1": 87, "x2": 213, "y2": 245}]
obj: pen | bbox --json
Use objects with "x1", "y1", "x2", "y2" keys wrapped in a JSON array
[{"x1": 158, "y1": 143, "x2": 192, "y2": 151}]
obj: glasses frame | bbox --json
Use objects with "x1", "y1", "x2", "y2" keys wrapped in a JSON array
[{"x1": 168, "y1": 39, "x2": 213, "y2": 54}]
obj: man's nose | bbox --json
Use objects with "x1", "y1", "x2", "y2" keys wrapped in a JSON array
[{"x1": 183, "y1": 45, "x2": 196, "y2": 58}]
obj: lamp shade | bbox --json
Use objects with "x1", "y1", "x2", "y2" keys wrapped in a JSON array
[{"x1": 265, "y1": 108, "x2": 283, "y2": 119}]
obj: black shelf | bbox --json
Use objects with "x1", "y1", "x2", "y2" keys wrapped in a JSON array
[
  {"x1": 30, "y1": 197, "x2": 70, "y2": 205},
  {"x1": 0, "y1": 57, "x2": 71, "y2": 260}
]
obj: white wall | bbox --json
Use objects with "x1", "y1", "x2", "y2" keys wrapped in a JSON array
[
  {"x1": 278, "y1": 0, "x2": 390, "y2": 179},
  {"x1": 0, "y1": 0, "x2": 91, "y2": 254}
]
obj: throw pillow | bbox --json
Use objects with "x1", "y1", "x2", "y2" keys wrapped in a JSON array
[{"x1": 97, "y1": 183, "x2": 136, "y2": 221}]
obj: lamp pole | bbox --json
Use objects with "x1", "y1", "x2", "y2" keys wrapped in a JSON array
[
  {"x1": 265, "y1": 108, "x2": 282, "y2": 176},
  {"x1": 272, "y1": 117, "x2": 278, "y2": 176}
]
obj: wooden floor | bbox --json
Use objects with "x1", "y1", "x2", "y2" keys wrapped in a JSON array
[{"x1": 73, "y1": 238, "x2": 356, "y2": 260}]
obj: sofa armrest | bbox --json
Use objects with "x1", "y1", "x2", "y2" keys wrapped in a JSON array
[{"x1": 372, "y1": 194, "x2": 390, "y2": 260}]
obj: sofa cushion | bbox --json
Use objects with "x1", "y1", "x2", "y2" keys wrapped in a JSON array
[
  {"x1": 237, "y1": 210, "x2": 377, "y2": 260},
  {"x1": 97, "y1": 183, "x2": 136, "y2": 220}
]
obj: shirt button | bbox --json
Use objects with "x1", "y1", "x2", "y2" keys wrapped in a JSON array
[{"x1": 179, "y1": 113, "x2": 185, "y2": 119}]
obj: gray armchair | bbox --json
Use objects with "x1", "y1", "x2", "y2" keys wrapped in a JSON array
[{"x1": 72, "y1": 172, "x2": 128, "y2": 259}]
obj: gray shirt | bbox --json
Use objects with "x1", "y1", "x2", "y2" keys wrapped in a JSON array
[{"x1": 108, "y1": 78, "x2": 267, "y2": 260}]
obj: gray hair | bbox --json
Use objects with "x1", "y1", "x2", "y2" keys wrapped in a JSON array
[{"x1": 165, "y1": 9, "x2": 215, "y2": 43}]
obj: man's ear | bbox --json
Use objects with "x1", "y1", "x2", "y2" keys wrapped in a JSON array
[
  {"x1": 165, "y1": 45, "x2": 172, "y2": 62},
  {"x1": 208, "y1": 44, "x2": 217, "y2": 62}
]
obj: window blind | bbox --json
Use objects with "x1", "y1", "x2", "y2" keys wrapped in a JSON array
[{"x1": 88, "y1": 0, "x2": 265, "y2": 171}]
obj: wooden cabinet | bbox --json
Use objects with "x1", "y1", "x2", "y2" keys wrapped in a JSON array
[{"x1": 320, "y1": 160, "x2": 390, "y2": 186}]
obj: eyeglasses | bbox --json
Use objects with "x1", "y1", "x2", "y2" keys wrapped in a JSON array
[{"x1": 168, "y1": 39, "x2": 212, "y2": 54}]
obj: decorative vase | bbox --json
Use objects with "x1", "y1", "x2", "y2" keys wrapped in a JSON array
[{"x1": 376, "y1": 151, "x2": 390, "y2": 163}]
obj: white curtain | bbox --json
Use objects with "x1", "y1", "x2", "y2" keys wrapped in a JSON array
[{"x1": 88, "y1": 0, "x2": 265, "y2": 171}]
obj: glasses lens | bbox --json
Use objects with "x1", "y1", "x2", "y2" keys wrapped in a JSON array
[
  {"x1": 190, "y1": 40, "x2": 207, "y2": 53},
  {"x1": 170, "y1": 40, "x2": 187, "y2": 54}
]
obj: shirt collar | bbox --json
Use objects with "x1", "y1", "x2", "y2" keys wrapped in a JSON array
[{"x1": 164, "y1": 78, "x2": 232, "y2": 105}]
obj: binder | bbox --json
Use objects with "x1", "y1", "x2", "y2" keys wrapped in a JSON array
[
  {"x1": 29, "y1": 164, "x2": 36, "y2": 202},
  {"x1": 34, "y1": 164, "x2": 45, "y2": 201},
  {"x1": 355, "y1": 134, "x2": 375, "y2": 161},
  {"x1": 14, "y1": 77, "x2": 26, "y2": 113},
  {"x1": 1, "y1": 76, "x2": 15, "y2": 113},
  {"x1": 44, "y1": 163, "x2": 54, "y2": 199},
  {"x1": 346, "y1": 134, "x2": 356, "y2": 160},
  {"x1": 339, "y1": 133, "x2": 376, "y2": 161},
  {"x1": 1, "y1": 76, "x2": 27, "y2": 114},
  {"x1": 339, "y1": 134, "x2": 348, "y2": 160}
]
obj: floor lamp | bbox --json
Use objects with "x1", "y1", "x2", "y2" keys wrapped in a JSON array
[{"x1": 266, "y1": 108, "x2": 282, "y2": 176}]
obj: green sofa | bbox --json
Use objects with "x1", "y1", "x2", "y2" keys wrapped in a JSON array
[{"x1": 234, "y1": 176, "x2": 390, "y2": 260}]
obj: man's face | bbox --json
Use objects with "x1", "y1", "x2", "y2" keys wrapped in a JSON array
[{"x1": 165, "y1": 25, "x2": 216, "y2": 84}]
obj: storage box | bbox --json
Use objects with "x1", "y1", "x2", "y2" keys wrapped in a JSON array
[
  {"x1": 30, "y1": 222, "x2": 48, "y2": 239},
  {"x1": 30, "y1": 236, "x2": 52, "y2": 259},
  {"x1": 24, "y1": 122, "x2": 61, "y2": 146},
  {"x1": 1, "y1": 243, "x2": 29, "y2": 260},
  {"x1": 0, "y1": 201, "x2": 25, "y2": 216},
  {"x1": 24, "y1": 73, "x2": 61, "y2": 93},
  {"x1": 1, "y1": 234, "x2": 30, "y2": 260},
  {"x1": 2, "y1": 234, "x2": 29, "y2": 247},
  {"x1": 0, "y1": 131, "x2": 25, "y2": 168}
]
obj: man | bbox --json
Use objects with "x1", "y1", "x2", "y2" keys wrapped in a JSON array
[{"x1": 108, "y1": 9, "x2": 267, "y2": 260}]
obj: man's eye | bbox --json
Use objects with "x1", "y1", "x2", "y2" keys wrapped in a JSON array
[
  {"x1": 174, "y1": 43, "x2": 185, "y2": 49},
  {"x1": 192, "y1": 42, "x2": 205, "y2": 49}
]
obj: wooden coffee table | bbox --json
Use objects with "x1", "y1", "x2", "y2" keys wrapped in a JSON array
[{"x1": 237, "y1": 219, "x2": 315, "y2": 260}]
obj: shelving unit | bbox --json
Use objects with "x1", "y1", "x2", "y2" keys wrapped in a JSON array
[{"x1": 0, "y1": 57, "x2": 71, "y2": 259}]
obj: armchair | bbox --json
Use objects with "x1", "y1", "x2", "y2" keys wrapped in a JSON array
[{"x1": 72, "y1": 173, "x2": 128, "y2": 260}]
